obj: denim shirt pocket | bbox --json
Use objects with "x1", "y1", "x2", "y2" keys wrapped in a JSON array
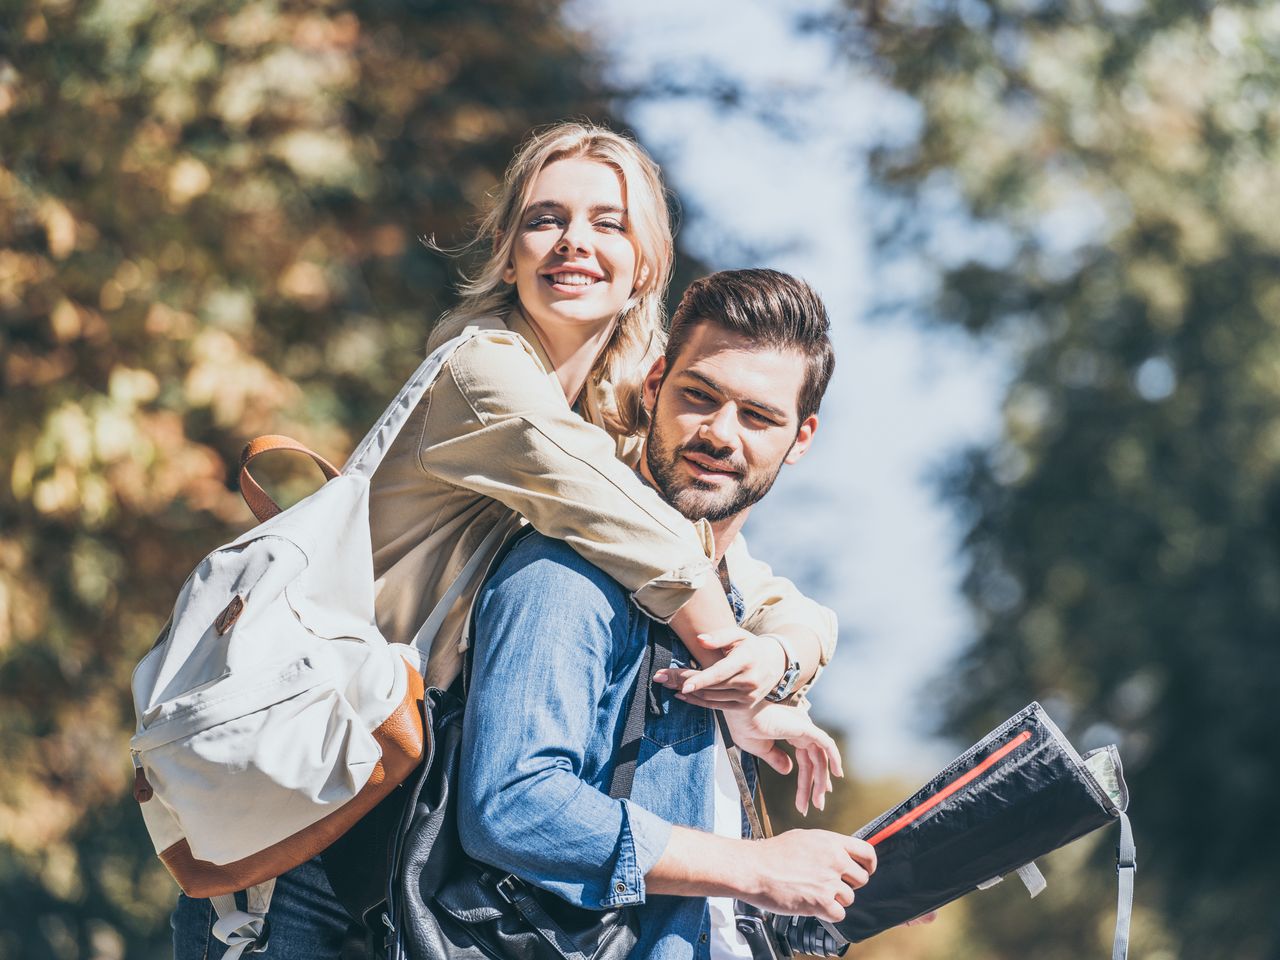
[{"x1": 641, "y1": 652, "x2": 710, "y2": 748}]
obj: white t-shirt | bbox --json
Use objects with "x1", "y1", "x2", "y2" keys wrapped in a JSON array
[{"x1": 707, "y1": 724, "x2": 754, "y2": 959}]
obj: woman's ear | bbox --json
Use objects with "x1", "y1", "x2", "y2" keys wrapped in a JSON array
[
  {"x1": 634, "y1": 262, "x2": 651, "y2": 293},
  {"x1": 495, "y1": 232, "x2": 516, "y2": 284}
]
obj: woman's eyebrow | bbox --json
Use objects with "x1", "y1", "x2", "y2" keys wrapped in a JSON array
[{"x1": 522, "y1": 200, "x2": 626, "y2": 216}]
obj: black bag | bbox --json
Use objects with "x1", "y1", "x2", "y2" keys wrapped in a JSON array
[
  {"x1": 323, "y1": 577, "x2": 658, "y2": 960},
  {"x1": 380, "y1": 674, "x2": 644, "y2": 960},
  {"x1": 832, "y1": 701, "x2": 1136, "y2": 958}
]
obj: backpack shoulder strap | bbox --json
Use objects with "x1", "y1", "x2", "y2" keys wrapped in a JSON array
[
  {"x1": 343, "y1": 330, "x2": 491, "y2": 480},
  {"x1": 236, "y1": 329, "x2": 494, "y2": 521}
]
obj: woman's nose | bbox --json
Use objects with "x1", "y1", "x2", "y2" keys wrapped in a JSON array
[{"x1": 555, "y1": 218, "x2": 592, "y2": 256}]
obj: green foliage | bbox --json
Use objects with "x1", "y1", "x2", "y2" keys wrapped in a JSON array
[
  {"x1": 844, "y1": 1, "x2": 1280, "y2": 956},
  {"x1": 0, "y1": 2, "x2": 614, "y2": 955}
]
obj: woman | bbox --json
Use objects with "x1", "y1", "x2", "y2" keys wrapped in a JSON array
[{"x1": 174, "y1": 121, "x2": 839, "y2": 958}]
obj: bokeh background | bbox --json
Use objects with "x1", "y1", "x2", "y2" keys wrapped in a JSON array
[{"x1": 3, "y1": 1, "x2": 1279, "y2": 957}]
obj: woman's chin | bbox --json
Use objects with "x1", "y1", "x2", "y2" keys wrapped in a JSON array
[{"x1": 527, "y1": 298, "x2": 626, "y2": 333}]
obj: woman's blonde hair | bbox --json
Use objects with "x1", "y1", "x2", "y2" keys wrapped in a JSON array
[{"x1": 441, "y1": 121, "x2": 674, "y2": 435}]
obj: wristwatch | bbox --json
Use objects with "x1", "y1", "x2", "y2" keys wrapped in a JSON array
[{"x1": 763, "y1": 633, "x2": 802, "y2": 703}]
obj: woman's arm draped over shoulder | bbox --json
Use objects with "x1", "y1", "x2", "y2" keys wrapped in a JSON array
[
  {"x1": 726, "y1": 533, "x2": 838, "y2": 700},
  {"x1": 419, "y1": 330, "x2": 718, "y2": 622}
]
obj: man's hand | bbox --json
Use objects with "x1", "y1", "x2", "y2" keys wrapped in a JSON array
[
  {"x1": 652, "y1": 627, "x2": 786, "y2": 708},
  {"x1": 722, "y1": 702, "x2": 842, "y2": 815},
  {"x1": 646, "y1": 826, "x2": 875, "y2": 925},
  {"x1": 744, "y1": 830, "x2": 876, "y2": 923}
]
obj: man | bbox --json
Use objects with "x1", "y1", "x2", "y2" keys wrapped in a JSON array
[{"x1": 459, "y1": 269, "x2": 876, "y2": 960}]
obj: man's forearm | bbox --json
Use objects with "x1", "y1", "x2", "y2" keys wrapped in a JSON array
[
  {"x1": 645, "y1": 826, "x2": 763, "y2": 900},
  {"x1": 644, "y1": 825, "x2": 877, "y2": 925}
]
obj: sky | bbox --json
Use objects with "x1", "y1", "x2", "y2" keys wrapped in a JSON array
[{"x1": 571, "y1": 0, "x2": 1012, "y2": 777}]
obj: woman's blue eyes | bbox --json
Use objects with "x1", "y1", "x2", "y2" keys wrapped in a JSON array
[{"x1": 524, "y1": 215, "x2": 624, "y2": 231}]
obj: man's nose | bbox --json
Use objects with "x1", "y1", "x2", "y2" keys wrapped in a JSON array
[{"x1": 700, "y1": 404, "x2": 740, "y2": 451}]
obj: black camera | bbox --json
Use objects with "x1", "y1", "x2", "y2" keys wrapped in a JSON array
[{"x1": 733, "y1": 902, "x2": 849, "y2": 959}]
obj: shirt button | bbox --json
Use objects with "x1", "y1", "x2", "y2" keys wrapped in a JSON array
[
  {"x1": 614, "y1": 881, "x2": 627, "y2": 894},
  {"x1": 699, "y1": 933, "x2": 708, "y2": 943}
]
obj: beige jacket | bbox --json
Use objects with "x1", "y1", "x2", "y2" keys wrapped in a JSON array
[{"x1": 368, "y1": 312, "x2": 837, "y2": 691}]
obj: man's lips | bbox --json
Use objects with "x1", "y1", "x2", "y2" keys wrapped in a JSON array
[{"x1": 682, "y1": 451, "x2": 742, "y2": 478}]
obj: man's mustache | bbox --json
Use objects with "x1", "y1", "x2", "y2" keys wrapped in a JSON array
[{"x1": 678, "y1": 440, "x2": 746, "y2": 476}]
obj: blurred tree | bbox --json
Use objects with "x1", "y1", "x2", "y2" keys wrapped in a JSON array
[
  {"x1": 824, "y1": 1, "x2": 1280, "y2": 957},
  {"x1": 0, "y1": 1, "x2": 634, "y2": 956}
]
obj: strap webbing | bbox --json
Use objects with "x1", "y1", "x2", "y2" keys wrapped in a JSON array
[
  {"x1": 607, "y1": 639, "x2": 656, "y2": 800},
  {"x1": 410, "y1": 519, "x2": 511, "y2": 654},
  {"x1": 713, "y1": 710, "x2": 767, "y2": 841},
  {"x1": 209, "y1": 878, "x2": 275, "y2": 958},
  {"x1": 1113, "y1": 810, "x2": 1136, "y2": 960},
  {"x1": 1016, "y1": 861, "x2": 1047, "y2": 898}
]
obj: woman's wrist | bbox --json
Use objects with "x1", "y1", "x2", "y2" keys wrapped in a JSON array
[{"x1": 761, "y1": 633, "x2": 802, "y2": 702}]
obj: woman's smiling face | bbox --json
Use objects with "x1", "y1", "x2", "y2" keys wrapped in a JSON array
[{"x1": 504, "y1": 156, "x2": 643, "y2": 337}]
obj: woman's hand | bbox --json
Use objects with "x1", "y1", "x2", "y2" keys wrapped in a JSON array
[
  {"x1": 721, "y1": 702, "x2": 843, "y2": 815},
  {"x1": 652, "y1": 627, "x2": 787, "y2": 708}
]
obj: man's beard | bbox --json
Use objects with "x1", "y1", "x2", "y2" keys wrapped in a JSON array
[{"x1": 645, "y1": 410, "x2": 788, "y2": 524}]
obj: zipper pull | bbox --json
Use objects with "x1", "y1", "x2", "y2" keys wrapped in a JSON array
[{"x1": 131, "y1": 751, "x2": 154, "y2": 803}]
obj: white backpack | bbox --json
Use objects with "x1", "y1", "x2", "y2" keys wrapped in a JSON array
[{"x1": 130, "y1": 331, "x2": 507, "y2": 956}]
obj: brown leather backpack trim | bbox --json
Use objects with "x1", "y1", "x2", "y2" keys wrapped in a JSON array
[{"x1": 161, "y1": 664, "x2": 426, "y2": 898}]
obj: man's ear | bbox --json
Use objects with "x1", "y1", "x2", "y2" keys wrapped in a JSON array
[
  {"x1": 784, "y1": 414, "x2": 819, "y2": 465},
  {"x1": 642, "y1": 356, "x2": 666, "y2": 415}
]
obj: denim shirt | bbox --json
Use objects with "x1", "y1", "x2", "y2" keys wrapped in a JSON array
[{"x1": 459, "y1": 532, "x2": 746, "y2": 960}]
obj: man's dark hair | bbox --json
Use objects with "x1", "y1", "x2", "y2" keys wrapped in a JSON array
[{"x1": 664, "y1": 268, "x2": 835, "y2": 422}]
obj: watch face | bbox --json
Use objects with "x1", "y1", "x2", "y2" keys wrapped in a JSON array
[{"x1": 769, "y1": 663, "x2": 802, "y2": 702}]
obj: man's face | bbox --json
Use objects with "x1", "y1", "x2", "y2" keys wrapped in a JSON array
[{"x1": 643, "y1": 321, "x2": 818, "y2": 523}]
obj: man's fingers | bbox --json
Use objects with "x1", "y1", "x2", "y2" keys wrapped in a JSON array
[
  {"x1": 843, "y1": 837, "x2": 877, "y2": 874},
  {"x1": 833, "y1": 883, "x2": 857, "y2": 908},
  {"x1": 903, "y1": 911, "x2": 939, "y2": 927},
  {"x1": 841, "y1": 862, "x2": 870, "y2": 890},
  {"x1": 818, "y1": 901, "x2": 847, "y2": 923}
]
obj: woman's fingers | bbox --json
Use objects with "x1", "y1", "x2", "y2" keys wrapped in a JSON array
[
  {"x1": 660, "y1": 665, "x2": 753, "y2": 694},
  {"x1": 695, "y1": 628, "x2": 750, "y2": 650},
  {"x1": 752, "y1": 741, "x2": 794, "y2": 776},
  {"x1": 805, "y1": 744, "x2": 834, "y2": 810},
  {"x1": 794, "y1": 746, "x2": 812, "y2": 815},
  {"x1": 798, "y1": 724, "x2": 843, "y2": 780},
  {"x1": 675, "y1": 689, "x2": 756, "y2": 708}
]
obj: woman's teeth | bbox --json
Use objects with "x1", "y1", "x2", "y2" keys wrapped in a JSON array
[{"x1": 547, "y1": 273, "x2": 597, "y2": 286}]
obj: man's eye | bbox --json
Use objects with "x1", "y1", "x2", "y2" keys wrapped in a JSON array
[
  {"x1": 683, "y1": 388, "x2": 713, "y2": 404},
  {"x1": 744, "y1": 410, "x2": 777, "y2": 427}
]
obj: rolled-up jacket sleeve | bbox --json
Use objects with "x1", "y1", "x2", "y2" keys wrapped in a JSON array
[
  {"x1": 459, "y1": 537, "x2": 672, "y2": 908},
  {"x1": 726, "y1": 533, "x2": 838, "y2": 697},
  {"x1": 420, "y1": 332, "x2": 713, "y2": 621}
]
